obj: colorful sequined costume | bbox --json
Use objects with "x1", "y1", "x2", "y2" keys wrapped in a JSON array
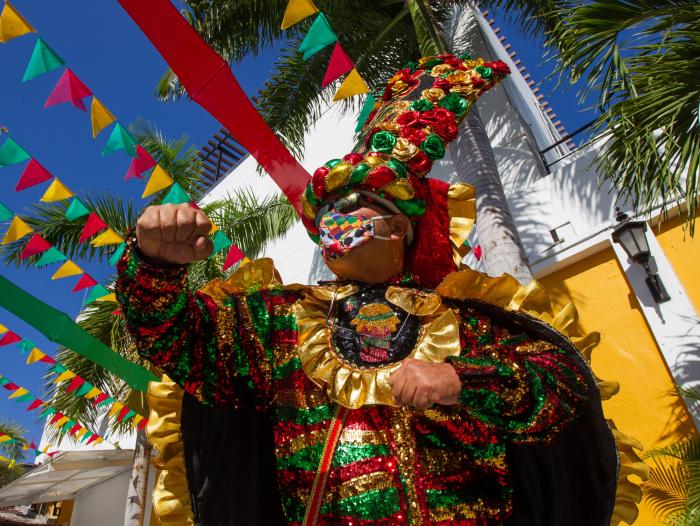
[{"x1": 116, "y1": 53, "x2": 629, "y2": 526}]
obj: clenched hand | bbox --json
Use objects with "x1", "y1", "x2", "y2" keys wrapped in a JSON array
[
  {"x1": 136, "y1": 204, "x2": 213, "y2": 265},
  {"x1": 388, "y1": 358, "x2": 461, "y2": 409}
]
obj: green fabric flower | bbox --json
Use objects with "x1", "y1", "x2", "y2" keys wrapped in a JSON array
[
  {"x1": 410, "y1": 99, "x2": 433, "y2": 112},
  {"x1": 420, "y1": 134, "x2": 446, "y2": 160},
  {"x1": 370, "y1": 131, "x2": 397, "y2": 153},
  {"x1": 439, "y1": 92, "x2": 469, "y2": 117},
  {"x1": 403, "y1": 60, "x2": 420, "y2": 73},
  {"x1": 421, "y1": 59, "x2": 442, "y2": 69},
  {"x1": 395, "y1": 198, "x2": 426, "y2": 216},
  {"x1": 459, "y1": 52, "x2": 473, "y2": 61},
  {"x1": 474, "y1": 65, "x2": 494, "y2": 81}
]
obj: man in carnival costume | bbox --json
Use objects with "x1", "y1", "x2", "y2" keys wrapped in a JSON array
[{"x1": 117, "y1": 54, "x2": 624, "y2": 526}]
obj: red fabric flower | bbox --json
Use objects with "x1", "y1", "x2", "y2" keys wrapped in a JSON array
[
  {"x1": 407, "y1": 150, "x2": 433, "y2": 174},
  {"x1": 365, "y1": 165, "x2": 396, "y2": 189},
  {"x1": 485, "y1": 60, "x2": 510, "y2": 76},
  {"x1": 433, "y1": 78, "x2": 452, "y2": 93},
  {"x1": 434, "y1": 120, "x2": 459, "y2": 142},
  {"x1": 471, "y1": 75, "x2": 486, "y2": 89},
  {"x1": 396, "y1": 111, "x2": 421, "y2": 128},
  {"x1": 400, "y1": 127, "x2": 428, "y2": 146},
  {"x1": 312, "y1": 166, "x2": 330, "y2": 199},
  {"x1": 343, "y1": 153, "x2": 364, "y2": 166}
]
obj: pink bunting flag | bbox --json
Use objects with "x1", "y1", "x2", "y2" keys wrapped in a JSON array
[
  {"x1": 223, "y1": 244, "x2": 245, "y2": 271},
  {"x1": 26, "y1": 399, "x2": 44, "y2": 411},
  {"x1": 65, "y1": 376, "x2": 85, "y2": 393},
  {"x1": 0, "y1": 332, "x2": 22, "y2": 346},
  {"x1": 19, "y1": 234, "x2": 52, "y2": 259},
  {"x1": 72, "y1": 273, "x2": 97, "y2": 292},
  {"x1": 16, "y1": 159, "x2": 53, "y2": 192},
  {"x1": 124, "y1": 145, "x2": 157, "y2": 181},
  {"x1": 39, "y1": 354, "x2": 57, "y2": 365},
  {"x1": 44, "y1": 69, "x2": 93, "y2": 112},
  {"x1": 78, "y1": 213, "x2": 108, "y2": 242},
  {"x1": 322, "y1": 42, "x2": 354, "y2": 87}
]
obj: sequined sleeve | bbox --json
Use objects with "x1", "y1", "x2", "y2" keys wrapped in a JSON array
[{"x1": 447, "y1": 307, "x2": 590, "y2": 443}]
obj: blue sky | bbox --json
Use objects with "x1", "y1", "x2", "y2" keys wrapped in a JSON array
[{"x1": 0, "y1": 1, "x2": 594, "y2": 454}]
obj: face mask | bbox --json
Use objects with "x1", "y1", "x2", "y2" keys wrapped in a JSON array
[{"x1": 318, "y1": 211, "x2": 393, "y2": 261}]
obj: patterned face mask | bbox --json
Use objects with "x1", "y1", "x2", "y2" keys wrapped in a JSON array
[{"x1": 318, "y1": 211, "x2": 393, "y2": 261}]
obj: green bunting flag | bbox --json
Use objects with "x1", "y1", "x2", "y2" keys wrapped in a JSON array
[
  {"x1": 102, "y1": 123, "x2": 137, "y2": 156},
  {"x1": 13, "y1": 393, "x2": 34, "y2": 403},
  {"x1": 0, "y1": 137, "x2": 31, "y2": 167},
  {"x1": 35, "y1": 247, "x2": 66, "y2": 267},
  {"x1": 65, "y1": 198, "x2": 90, "y2": 221},
  {"x1": 23, "y1": 37, "x2": 65, "y2": 82},
  {"x1": 84, "y1": 284, "x2": 110, "y2": 305},
  {"x1": 355, "y1": 94, "x2": 376, "y2": 132},
  {"x1": 75, "y1": 381, "x2": 94, "y2": 397},
  {"x1": 108, "y1": 242, "x2": 126, "y2": 267},
  {"x1": 211, "y1": 231, "x2": 232, "y2": 255},
  {"x1": 17, "y1": 339, "x2": 35, "y2": 354},
  {"x1": 161, "y1": 182, "x2": 190, "y2": 205},
  {"x1": 0, "y1": 203, "x2": 13, "y2": 222},
  {"x1": 299, "y1": 13, "x2": 337, "y2": 60}
]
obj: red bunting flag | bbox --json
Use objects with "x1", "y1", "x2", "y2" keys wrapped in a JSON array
[
  {"x1": 69, "y1": 423, "x2": 82, "y2": 436},
  {"x1": 65, "y1": 376, "x2": 85, "y2": 393},
  {"x1": 44, "y1": 69, "x2": 93, "y2": 112},
  {"x1": 0, "y1": 332, "x2": 21, "y2": 346},
  {"x1": 72, "y1": 273, "x2": 97, "y2": 292},
  {"x1": 78, "y1": 213, "x2": 108, "y2": 242},
  {"x1": 124, "y1": 145, "x2": 157, "y2": 181},
  {"x1": 50, "y1": 412, "x2": 64, "y2": 425},
  {"x1": 39, "y1": 354, "x2": 57, "y2": 365},
  {"x1": 92, "y1": 392, "x2": 108, "y2": 407},
  {"x1": 117, "y1": 406, "x2": 131, "y2": 422},
  {"x1": 223, "y1": 244, "x2": 245, "y2": 271},
  {"x1": 322, "y1": 42, "x2": 354, "y2": 87},
  {"x1": 15, "y1": 159, "x2": 53, "y2": 192},
  {"x1": 137, "y1": 418, "x2": 148, "y2": 431},
  {"x1": 2, "y1": 382, "x2": 19, "y2": 391},
  {"x1": 86, "y1": 434, "x2": 99, "y2": 446},
  {"x1": 19, "y1": 234, "x2": 52, "y2": 260},
  {"x1": 26, "y1": 399, "x2": 44, "y2": 411}
]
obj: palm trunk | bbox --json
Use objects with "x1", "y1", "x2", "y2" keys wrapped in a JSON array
[{"x1": 123, "y1": 430, "x2": 152, "y2": 526}]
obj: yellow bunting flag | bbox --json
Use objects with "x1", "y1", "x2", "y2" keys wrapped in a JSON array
[
  {"x1": 51, "y1": 260, "x2": 83, "y2": 280},
  {"x1": 41, "y1": 443, "x2": 53, "y2": 454},
  {"x1": 2, "y1": 216, "x2": 33, "y2": 245},
  {"x1": 94, "y1": 437, "x2": 104, "y2": 444},
  {"x1": 0, "y1": 435, "x2": 11, "y2": 443},
  {"x1": 75, "y1": 428, "x2": 88, "y2": 440},
  {"x1": 85, "y1": 387, "x2": 101, "y2": 400},
  {"x1": 333, "y1": 69, "x2": 369, "y2": 101},
  {"x1": 90, "y1": 228, "x2": 123, "y2": 247},
  {"x1": 54, "y1": 416, "x2": 69, "y2": 428},
  {"x1": 26, "y1": 348, "x2": 46, "y2": 365},
  {"x1": 142, "y1": 165, "x2": 173, "y2": 198},
  {"x1": 90, "y1": 98, "x2": 116, "y2": 139},
  {"x1": 97, "y1": 293, "x2": 117, "y2": 302},
  {"x1": 8, "y1": 459, "x2": 15, "y2": 469},
  {"x1": 0, "y1": 1, "x2": 36, "y2": 43},
  {"x1": 8, "y1": 387, "x2": 29, "y2": 399},
  {"x1": 41, "y1": 179, "x2": 74, "y2": 202},
  {"x1": 132, "y1": 415, "x2": 144, "y2": 429},
  {"x1": 281, "y1": 0, "x2": 318, "y2": 29},
  {"x1": 0, "y1": 324, "x2": 7, "y2": 334},
  {"x1": 53, "y1": 370, "x2": 76, "y2": 384},
  {"x1": 108, "y1": 401, "x2": 124, "y2": 418},
  {"x1": 209, "y1": 222, "x2": 219, "y2": 234}
]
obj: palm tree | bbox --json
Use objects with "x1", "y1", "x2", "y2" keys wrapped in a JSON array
[
  {"x1": 158, "y1": 0, "x2": 569, "y2": 284},
  {"x1": 547, "y1": 1, "x2": 699, "y2": 233},
  {"x1": 0, "y1": 124, "x2": 296, "y2": 525},
  {"x1": 0, "y1": 420, "x2": 27, "y2": 488}
]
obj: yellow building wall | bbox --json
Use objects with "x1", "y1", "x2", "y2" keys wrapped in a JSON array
[
  {"x1": 539, "y1": 247, "x2": 697, "y2": 526},
  {"x1": 654, "y1": 212, "x2": 700, "y2": 314}
]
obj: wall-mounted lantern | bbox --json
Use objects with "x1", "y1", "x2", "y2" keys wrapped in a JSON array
[{"x1": 612, "y1": 210, "x2": 670, "y2": 303}]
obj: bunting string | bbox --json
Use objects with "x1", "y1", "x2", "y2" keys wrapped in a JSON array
[{"x1": 0, "y1": 431, "x2": 60, "y2": 460}]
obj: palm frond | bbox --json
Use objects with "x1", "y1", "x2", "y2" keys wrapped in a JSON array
[{"x1": 0, "y1": 421, "x2": 27, "y2": 462}]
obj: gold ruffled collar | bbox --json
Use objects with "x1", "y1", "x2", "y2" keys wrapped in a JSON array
[{"x1": 294, "y1": 285, "x2": 460, "y2": 409}]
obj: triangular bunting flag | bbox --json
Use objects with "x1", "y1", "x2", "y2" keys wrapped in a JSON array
[
  {"x1": 40, "y1": 179, "x2": 73, "y2": 202},
  {"x1": 38, "y1": 354, "x2": 56, "y2": 365},
  {"x1": 281, "y1": 0, "x2": 319, "y2": 29},
  {"x1": 69, "y1": 423, "x2": 82, "y2": 436},
  {"x1": 53, "y1": 370, "x2": 76, "y2": 384},
  {"x1": 80, "y1": 432, "x2": 92, "y2": 444},
  {"x1": 108, "y1": 242, "x2": 126, "y2": 266},
  {"x1": 0, "y1": 324, "x2": 7, "y2": 334},
  {"x1": 85, "y1": 387, "x2": 101, "y2": 400},
  {"x1": 72, "y1": 273, "x2": 97, "y2": 292},
  {"x1": 26, "y1": 348, "x2": 46, "y2": 365},
  {"x1": 16, "y1": 159, "x2": 53, "y2": 191},
  {"x1": 86, "y1": 434, "x2": 99, "y2": 446},
  {"x1": 161, "y1": 182, "x2": 191, "y2": 205},
  {"x1": 333, "y1": 69, "x2": 369, "y2": 101},
  {"x1": 19, "y1": 233, "x2": 52, "y2": 259},
  {"x1": 35, "y1": 246, "x2": 66, "y2": 267},
  {"x1": 51, "y1": 260, "x2": 83, "y2": 280},
  {"x1": 355, "y1": 94, "x2": 376, "y2": 132},
  {"x1": 2, "y1": 216, "x2": 32, "y2": 244},
  {"x1": 65, "y1": 198, "x2": 90, "y2": 221},
  {"x1": 0, "y1": 1, "x2": 35, "y2": 43},
  {"x1": 142, "y1": 165, "x2": 173, "y2": 197},
  {"x1": 90, "y1": 98, "x2": 116, "y2": 139},
  {"x1": 54, "y1": 416, "x2": 69, "y2": 428},
  {"x1": 223, "y1": 244, "x2": 245, "y2": 271},
  {"x1": 75, "y1": 428, "x2": 88, "y2": 440},
  {"x1": 108, "y1": 401, "x2": 124, "y2": 418},
  {"x1": 211, "y1": 231, "x2": 232, "y2": 255},
  {"x1": 1, "y1": 381, "x2": 19, "y2": 390},
  {"x1": 322, "y1": 42, "x2": 354, "y2": 87},
  {"x1": 8, "y1": 387, "x2": 29, "y2": 399},
  {"x1": 79, "y1": 213, "x2": 108, "y2": 243},
  {"x1": 0, "y1": 332, "x2": 21, "y2": 346},
  {"x1": 137, "y1": 418, "x2": 148, "y2": 431},
  {"x1": 0, "y1": 203, "x2": 13, "y2": 222},
  {"x1": 89, "y1": 228, "x2": 123, "y2": 247},
  {"x1": 50, "y1": 363, "x2": 66, "y2": 374},
  {"x1": 0, "y1": 137, "x2": 30, "y2": 167},
  {"x1": 23, "y1": 37, "x2": 65, "y2": 82},
  {"x1": 13, "y1": 393, "x2": 34, "y2": 403},
  {"x1": 26, "y1": 399, "x2": 43, "y2": 411},
  {"x1": 44, "y1": 69, "x2": 92, "y2": 112},
  {"x1": 124, "y1": 145, "x2": 156, "y2": 181},
  {"x1": 75, "y1": 381, "x2": 94, "y2": 398},
  {"x1": 132, "y1": 415, "x2": 144, "y2": 429},
  {"x1": 117, "y1": 406, "x2": 131, "y2": 422},
  {"x1": 84, "y1": 284, "x2": 110, "y2": 304},
  {"x1": 102, "y1": 123, "x2": 137, "y2": 156},
  {"x1": 65, "y1": 376, "x2": 85, "y2": 393},
  {"x1": 92, "y1": 393, "x2": 108, "y2": 407},
  {"x1": 299, "y1": 13, "x2": 337, "y2": 60},
  {"x1": 17, "y1": 339, "x2": 35, "y2": 354}
]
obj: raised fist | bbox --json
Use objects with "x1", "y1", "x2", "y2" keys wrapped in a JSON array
[{"x1": 136, "y1": 204, "x2": 213, "y2": 265}]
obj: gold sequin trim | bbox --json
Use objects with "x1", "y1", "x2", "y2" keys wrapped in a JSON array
[{"x1": 323, "y1": 471, "x2": 395, "y2": 505}]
